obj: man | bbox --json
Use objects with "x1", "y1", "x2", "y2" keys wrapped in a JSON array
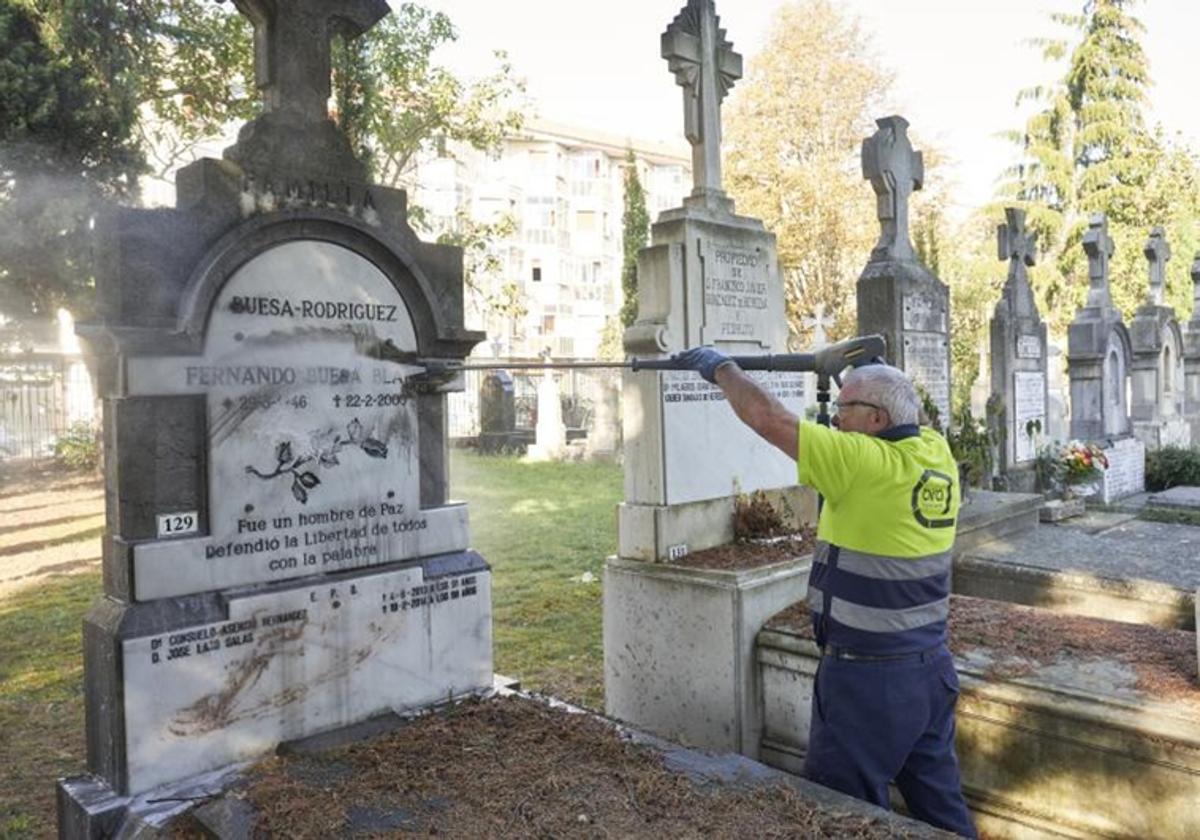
[{"x1": 674, "y1": 345, "x2": 977, "y2": 839}]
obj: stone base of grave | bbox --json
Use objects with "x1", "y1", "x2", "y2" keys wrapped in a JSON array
[
  {"x1": 1147, "y1": 485, "x2": 1200, "y2": 513},
  {"x1": 1099, "y1": 437, "x2": 1146, "y2": 503},
  {"x1": 1133, "y1": 417, "x2": 1192, "y2": 450},
  {"x1": 952, "y1": 553, "x2": 1193, "y2": 630},
  {"x1": 603, "y1": 552, "x2": 812, "y2": 759},
  {"x1": 71, "y1": 552, "x2": 492, "y2": 803},
  {"x1": 757, "y1": 601, "x2": 1200, "y2": 840},
  {"x1": 618, "y1": 486, "x2": 816, "y2": 562},
  {"x1": 1038, "y1": 497, "x2": 1085, "y2": 522},
  {"x1": 952, "y1": 489, "x2": 1043, "y2": 556}
]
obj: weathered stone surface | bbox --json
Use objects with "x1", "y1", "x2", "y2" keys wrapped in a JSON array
[
  {"x1": 856, "y1": 120, "x2": 951, "y2": 422},
  {"x1": 1039, "y1": 497, "x2": 1085, "y2": 522},
  {"x1": 1067, "y1": 214, "x2": 1133, "y2": 440},
  {"x1": 759, "y1": 600, "x2": 1200, "y2": 840},
  {"x1": 604, "y1": 552, "x2": 812, "y2": 759},
  {"x1": 955, "y1": 515, "x2": 1199, "y2": 628},
  {"x1": 990, "y1": 208, "x2": 1048, "y2": 491},
  {"x1": 1147, "y1": 485, "x2": 1200, "y2": 511}
]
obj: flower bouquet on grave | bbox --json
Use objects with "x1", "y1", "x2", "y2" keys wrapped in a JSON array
[{"x1": 1051, "y1": 441, "x2": 1109, "y2": 500}]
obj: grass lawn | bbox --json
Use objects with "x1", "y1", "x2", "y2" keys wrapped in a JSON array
[
  {"x1": 450, "y1": 449, "x2": 621, "y2": 709},
  {"x1": 0, "y1": 451, "x2": 620, "y2": 837}
]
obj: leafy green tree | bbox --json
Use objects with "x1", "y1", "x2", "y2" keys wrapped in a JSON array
[
  {"x1": 724, "y1": 0, "x2": 893, "y2": 345},
  {"x1": 0, "y1": 0, "x2": 254, "y2": 324},
  {"x1": 1001, "y1": 0, "x2": 1200, "y2": 332},
  {"x1": 620, "y1": 148, "x2": 649, "y2": 329},
  {"x1": 332, "y1": 3, "x2": 524, "y2": 192}
]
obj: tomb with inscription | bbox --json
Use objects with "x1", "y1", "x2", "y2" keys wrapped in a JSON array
[
  {"x1": 1130, "y1": 227, "x2": 1190, "y2": 448},
  {"x1": 57, "y1": 3, "x2": 492, "y2": 835},
  {"x1": 989, "y1": 208, "x2": 1049, "y2": 492},
  {"x1": 478, "y1": 371, "x2": 519, "y2": 454},
  {"x1": 1187, "y1": 255, "x2": 1200, "y2": 443},
  {"x1": 1066, "y1": 214, "x2": 1144, "y2": 502},
  {"x1": 606, "y1": 0, "x2": 814, "y2": 761},
  {"x1": 855, "y1": 116, "x2": 951, "y2": 423}
]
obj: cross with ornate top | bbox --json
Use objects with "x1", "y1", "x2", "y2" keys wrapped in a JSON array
[
  {"x1": 662, "y1": 0, "x2": 742, "y2": 210},
  {"x1": 862, "y1": 116, "x2": 924, "y2": 263},
  {"x1": 1143, "y1": 226, "x2": 1171, "y2": 307},
  {"x1": 998, "y1": 207, "x2": 1036, "y2": 275},
  {"x1": 1082, "y1": 213, "x2": 1115, "y2": 310},
  {"x1": 231, "y1": 0, "x2": 389, "y2": 120}
]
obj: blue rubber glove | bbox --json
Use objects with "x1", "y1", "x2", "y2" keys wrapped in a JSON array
[{"x1": 673, "y1": 346, "x2": 734, "y2": 384}]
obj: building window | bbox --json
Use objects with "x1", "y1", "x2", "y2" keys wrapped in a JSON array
[
  {"x1": 576, "y1": 210, "x2": 597, "y2": 234},
  {"x1": 532, "y1": 264, "x2": 542, "y2": 283}
]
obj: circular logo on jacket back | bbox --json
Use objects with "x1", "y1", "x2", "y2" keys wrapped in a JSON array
[{"x1": 911, "y1": 469, "x2": 955, "y2": 528}]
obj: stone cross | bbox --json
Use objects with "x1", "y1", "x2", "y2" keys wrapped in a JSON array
[
  {"x1": 998, "y1": 207, "x2": 1037, "y2": 274},
  {"x1": 801, "y1": 303, "x2": 834, "y2": 348},
  {"x1": 1083, "y1": 213, "x2": 1115, "y2": 309},
  {"x1": 662, "y1": 0, "x2": 742, "y2": 202},
  {"x1": 231, "y1": 0, "x2": 389, "y2": 121},
  {"x1": 1144, "y1": 226, "x2": 1171, "y2": 307},
  {"x1": 862, "y1": 115, "x2": 924, "y2": 262}
]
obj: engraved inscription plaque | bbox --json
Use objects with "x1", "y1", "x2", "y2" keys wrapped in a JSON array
[
  {"x1": 902, "y1": 333, "x2": 950, "y2": 423},
  {"x1": 1013, "y1": 371, "x2": 1046, "y2": 463}
]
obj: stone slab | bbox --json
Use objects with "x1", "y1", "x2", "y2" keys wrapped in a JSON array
[
  {"x1": 1039, "y1": 498, "x2": 1085, "y2": 522},
  {"x1": 758, "y1": 608, "x2": 1200, "y2": 839},
  {"x1": 122, "y1": 239, "x2": 455, "y2": 599},
  {"x1": 1099, "y1": 437, "x2": 1145, "y2": 503},
  {"x1": 603, "y1": 552, "x2": 812, "y2": 759},
  {"x1": 953, "y1": 490, "x2": 1043, "y2": 557},
  {"x1": 1147, "y1": 485, "x2": 1200, "y2": 511},
  {"x1": 113, "y1": 555, "x2": 491, "y2": 795},
  {"x1": 956, "y1": 517, "x2": 1200, "y2": 628}
]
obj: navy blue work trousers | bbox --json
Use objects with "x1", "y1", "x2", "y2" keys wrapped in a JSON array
[{"x1": 803, "y1": 645, "x2": 977, "y2": 839}]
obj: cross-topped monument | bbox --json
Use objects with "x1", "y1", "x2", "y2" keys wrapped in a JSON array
[
  {"x1": 224, "y1": 0, "x2": 389, "y2": 180},
  {"x1": 662, "y1": 0, "x2": 742, "y2": 209},
  {"x1": 234, "y1": 0, "x2": 388, "y2": 119},
  {"x1": 998, "y1": 207, "x2": 1037, "y2": 275},
  {"x1": 862, "y1": 116, "x2": 924, "y2": 263},
  {"x1": 802, "y1": 303, "x2": 835, "y2": 348},
  {"x1": 1144, "y1": 226, "x2": 1171, "y2": 306},
  {"x1": 1083, "y1": 213, "x2": 1116, "y2": 309}
]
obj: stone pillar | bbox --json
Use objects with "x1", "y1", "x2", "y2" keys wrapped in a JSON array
[
  {"x1": 527, "y1": 366, "x2": 567, "y2": 461},
  {"x1": 856, "y1": 116, "x2": 951, "y2": 423}
]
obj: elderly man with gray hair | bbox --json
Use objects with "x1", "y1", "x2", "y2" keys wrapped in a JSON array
[{"x1": 673, "y1": 346, "x2": 977, "y2": 839}]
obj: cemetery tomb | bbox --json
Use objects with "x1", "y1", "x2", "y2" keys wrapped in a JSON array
[
  {"x1": 1068, "y1": 214, "x2": 1135, "y2": 442},
  {"x1": 953, "y1": 510, "x2": 1198, "y2": 630},
  {"x1": 758, "y1": 597, "x2": 1200, "y2": 840},
  {"x1": 166, "y1": 694, "x2": 949, "y2": 838},
  {"x1": 1130, "y1": 227, "x2": 1190, "y2": 449},
  {"x1": 1185, "y1": 255, "x2": 1200, "y2": 442},
  {"x1": 856, "y1": 116, "x2": 952, "y2": 423},
  {"x1": 608, "y1": 0, "x2": 815, "y2": 760},
  {"x1": 989, "y1": 208, "x2": 1049, "y2": 492},
  {"x1": 57, "y1": 1, "x2": 493, "y2": 834}
]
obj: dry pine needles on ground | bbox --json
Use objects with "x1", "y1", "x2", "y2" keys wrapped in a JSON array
[{"x1": 174, "y1": 695, "x2": 931, "y2": 839}]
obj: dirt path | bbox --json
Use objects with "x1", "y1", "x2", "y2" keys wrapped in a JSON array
[{"x1": 0, "y1": 460, "x2": 103, "y2": 599}]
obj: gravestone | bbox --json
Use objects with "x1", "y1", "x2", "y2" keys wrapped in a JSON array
[
  {"x1": 478, "y1": 371, "x2": 517, "y2": 454},
  {"x1": 1068, "y1": 214, "x2": 1133, "y2": 441},
  {"x1": 619, "y1": 0, "x2": 803, "y2": 560},
  {"x1": 607, "y1": 0, "x2": 812, "y2": 761},
  {"x1": 1183, "y1": 255, "x2": 1200, "y2": 443},
  {"x1": 856, "y1": 116, "x2": 951, "y2": 423},
  {"x1": 1066, "y1": 214, "x2": 1144, "y2": 501},
  {"x1": 801, "y1": 303, "x2": 834, "y2": 349},
  {"x1": 990, "y1": 208, "x2": 1048, "y2": 492},
  {"x1": 1045, "y1": 342, "x2": 1069, "y2": 444},
  {"x1": 585, "y1": 373, "x2": 621, "y2": 460},
  {"x1": 527, "y1": 364, "x2": 567, "y2": 461},
  {"x1": 969, "y1": 335, "x2": 990, "y2": 420},
  {"x1": 58, "y1": 3, "x2": 492, "y2": 835},
  {"x1": 1130, "y1": 227, "x2": 1190, "y2": 448}
]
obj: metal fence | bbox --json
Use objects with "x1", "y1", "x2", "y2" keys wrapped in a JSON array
[
  {"x1": 0, "y1": 355, "x2": 94, "y2": 460},
  {"x1": 447, "y1": 364, "x2": 620, "y2": 443}
]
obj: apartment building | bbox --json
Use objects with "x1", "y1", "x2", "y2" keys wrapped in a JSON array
[{"x1": 413, "y1": 120, "x2": 691, "y2": 360}]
